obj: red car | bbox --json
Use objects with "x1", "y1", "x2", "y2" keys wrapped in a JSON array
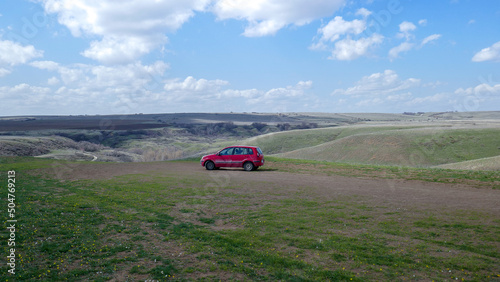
[{"x1": 201, "y1": 146, "x2": 264, "y2": 171}]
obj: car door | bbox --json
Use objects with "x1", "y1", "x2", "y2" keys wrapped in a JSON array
[
  {"x1": 215, "y1": 147, "x2": 235, "y2": 167},
  {"x1": 231, "y1": 147, "x2": 247, "y2": 167}
]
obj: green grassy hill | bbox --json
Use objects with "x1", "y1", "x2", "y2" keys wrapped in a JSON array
[
  {"x1": 241, "y1": 125, "x2": 424, "y2": 154},
  {"x1": 242, "y1": 127, "x2": 343, "y2": 154},
  {"x1": 435, "y1": 155, "x2": 500, "y2": 171},
  {"x1": 247, "y1": 126, "x2": 500, "y2": 168}
]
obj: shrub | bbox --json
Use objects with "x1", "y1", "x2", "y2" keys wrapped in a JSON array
[{"x1": 251, "y1": 122, "x2": 267, "y2": 131}]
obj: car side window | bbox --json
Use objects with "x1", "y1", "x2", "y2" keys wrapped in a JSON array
[
  {"x1": 239, "y1": 148, "x2": 252, "y2": 155},
  {"x1": 234, "y1": 147, "x2": 243, "y2": 155},
  {"x1": 220, "y1": 148, "x2": 234, "y2": 155}
]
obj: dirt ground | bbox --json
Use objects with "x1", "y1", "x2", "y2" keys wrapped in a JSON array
[{"x1": 46, "y1": 161, "x2": 500, "y2": 215}]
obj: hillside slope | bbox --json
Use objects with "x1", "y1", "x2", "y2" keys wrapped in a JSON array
[
  {"x1": 268, "y1": 126, "x2": 500, "y2": 167},
  {"x1": 242, "y1": 125, "x2": 428, "y2": 155},
  {"x1": 434, "y1": 155, "x2": 500, "y2": 171}
]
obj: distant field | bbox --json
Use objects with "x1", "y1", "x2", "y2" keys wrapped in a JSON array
[
  {"x1": 0, "y1": 112, "x2": 350, "y2": 131},
  {"x1": 0, "y1": 118, "x2": 168, "y2": 131},
  {"x1": 3, "y1": 111, "x2": 500, "y2": 131},
  {"x1": 1, "y1": 111, "x2": 499, "y2": 170}
]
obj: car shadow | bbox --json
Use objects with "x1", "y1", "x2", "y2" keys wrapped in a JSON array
[{"x1": 214, "y1": 168, "x2": 278, "y2": 172}]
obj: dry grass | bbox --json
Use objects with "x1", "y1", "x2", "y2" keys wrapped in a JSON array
[
  {"x1": 435, "y1": 155, "x2": 500, "y2": 171},
  {"x1": 140, "y1": 146, "x2": 184, "y2": 162}
]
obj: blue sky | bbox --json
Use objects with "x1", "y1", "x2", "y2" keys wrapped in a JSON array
[{"x1": 0, "y1": 0, "x2": 499, "y2": 116}]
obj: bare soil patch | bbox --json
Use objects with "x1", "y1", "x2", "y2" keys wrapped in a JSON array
[{"x1": 45, "y1": 161, "x2": 500, "y2": 215}]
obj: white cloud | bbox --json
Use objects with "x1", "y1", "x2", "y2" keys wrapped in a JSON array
[
  {"x1": 407, "y1": 92, "x2": 450, "y2": 106},
  {"x1": 219, "y1": 80, "x2": 316, "y2": 111},
  {"x1": 3, "y1": 60, "x2": 171, "y2": 115},
  {"x1": 164, "y1": 78, "x2": 313, "y2": 106},
  {"x1": 48, "y1": 77, "x2": 60, "y2": 85},
  {"x1": 421, "y1": 34, "x2": 442, "y2": 46},
  {"x1": 389, "y1": 21, "x2": 440, "y2": 60},
  {"x1": 164, "y1": 76, "x2": 229, "y2": 92},
  {"x1": 213, "y1": 0, "x2": 345, "y2": 37},
  {"x1": 423, "y1": 81, "x2": 446, "y2": 88},
  {"x1": 331, "y1": 74, "x2": 499, "y2": 113},
  {"x1": 333, "y1": 70, "x2": 421, "y2": 97},
  {"x1": 252, "y1": 80, "x2": 313, "y2": 104},
  {"x1": 31, "y1": 60, "x2": 170, "y2": 89},
  {"x1": 386, "y1": 92, "x2": 412, "y2": 101},
  {"x1": 389, "y1": 42, "x2": 414, "y2": 59},
  {"x1": 406, "y1": 83, "x2": 500, "y2": 112},
  {"x1": 355, "y1": 7, "x2": 371, "y2": 18},
  {"x1": 0, "y1": 40, "x2": 43, "y2": 66},
  {"x1": 82, "y1": 35, "x2": 162, "y2": 65},
  {"x1": 330, "y1": 34, "x2": 383, "y2": 60},
  {"x1": 472, "y1": 41, "x2": 500, "y2": 62},
  {"x1": 455, "y1": 83, "x2": 500, "y2": 96},
  {"x1": 0, "y1": 68, "x2": 11, "y2": 77},
  {"x1": 316, "y1": 16, "x2": 366, "y2": 43},
  {"x1": 391, "y1": 21, "x2": 418, "y2": 58},
  {"x1": 0, "y1": 84, "x2": 52, "y2": 111},
  {"x1": 240, "y1": 20, "x2": 287, "y2": 38},
  {"x1": 10, "y1": 56, "x2": 318, "y2": 114},
  {"x1": 311, "y1": 9, "x2": 384, "y2": 60},
  {"x1": 399, "y1": 21, "x2": 416, "y2": 32},
  {"x1": 40, "y1": 0, "x2": 210, "y2": 63},
  {"x1": 397, "y1": 21, "x2": 416, "y2": 39},
  {"x1": 30, "y1": 60, "x2": 59, "y2": 70},
  {"x1": 355, "y1": 97, "x2": 383, "y2": 107},
  {"x1": 143, "y1": 79, "x2": 317, "y2": 112}
]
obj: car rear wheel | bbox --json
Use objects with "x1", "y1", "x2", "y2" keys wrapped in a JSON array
[
  {"x1": 243, "y1": 162, "x2": 254, "y2": 171},
  {"x1": 205, "y1": 161, "x2": 215, "y2": 170}
]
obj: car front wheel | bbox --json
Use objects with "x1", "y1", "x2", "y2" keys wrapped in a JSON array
[
  {"x1": 205, "y1": 161, "x2": 215, "y2": 170},
  {"x1": 243, "y1": 162, "x2": 254, "y2": 171}
]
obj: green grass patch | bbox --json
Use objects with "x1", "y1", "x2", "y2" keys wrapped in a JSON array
[{"x1": 265, "y1": 156, "x2": 500, "y2": 189}]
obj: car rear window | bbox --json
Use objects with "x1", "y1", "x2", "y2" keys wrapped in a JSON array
[
  {"x1": 235, "y1": 147, "x2": 253, "y2": 155},
  {"x1": 257, "y1": 147, "x2": 263, "y2": 155}
]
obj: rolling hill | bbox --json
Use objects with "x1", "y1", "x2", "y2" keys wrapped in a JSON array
[
  {"x1": 247, "y1": 124, "x2": 500, "y2": 168},
  {"x1": 1, "y1": 111, "x2": 499, "y2": 169},
  {"x1": 435, "y1": 155, "x2": 500, "y2": 171}
]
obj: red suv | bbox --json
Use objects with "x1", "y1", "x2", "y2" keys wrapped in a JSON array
[{"x1": 201, "y1": 146, "x2": 264, "y2": 171}]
